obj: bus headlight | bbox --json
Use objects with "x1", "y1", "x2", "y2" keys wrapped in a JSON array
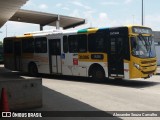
[{"x1": 134, "y1": 63, "x2": 140, "y2": 70}]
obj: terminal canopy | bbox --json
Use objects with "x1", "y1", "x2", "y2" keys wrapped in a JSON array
[
  {"x1": 0, "y1": 0, "x2": 28, "y2": 28},
  {"x1": 0, "y1": 0, "x2": 85, "y2": 30},
  {"x1": 9, "y1": 9, "x2": 85, "y2": 29}
]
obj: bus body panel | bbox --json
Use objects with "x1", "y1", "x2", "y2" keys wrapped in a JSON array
[
  {"x1": 3, "y1": 26, "x2": 157, "y2": 80},
  {"x1": 130, "y1": 56, "x2": 157, "y2": 79},
  {"x1": 4, "y1": 54, "x2": 15, "y2": 70},
  {"x1": 34, "y1": 53, "x2": 50, "y2": 74},
  {"x1": 124, "y1": 61, "x2": 130, "y2": 79}
]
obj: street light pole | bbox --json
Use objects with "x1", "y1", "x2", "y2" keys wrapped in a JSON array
[{"x1": 142, "y1": 0, "x2": 144, "y2": 26}]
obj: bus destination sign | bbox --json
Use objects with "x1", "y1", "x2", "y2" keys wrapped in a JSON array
[{"x1": 132, "y1": 27, "x2": 152, "y2": 34}]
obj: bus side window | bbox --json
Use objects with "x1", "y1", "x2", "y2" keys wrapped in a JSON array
[
  {"x1": 22, "y1": 38, "x2": 34, "y2": 53},
  {"x1": 63, "y1": 36, "x2": 68, "y2": 53},
  {"x1": 88, "y1": 33, "x2": 106, "y2": 52},
  {"x1": 68, "y1": 35, "x2": 78, "y2": 53},
  {"x1": 35, "y1": 37, "x2": 47, "y2": 53},
  {"x1": 68, "y1": 34, "x2": 87, "y2": 53},
  {"x1": 77, "y1": 34, "x2": 87, "y2": 53},
  {"x1": 4, "y1": 39, "x2": 13, "y2": 53}
]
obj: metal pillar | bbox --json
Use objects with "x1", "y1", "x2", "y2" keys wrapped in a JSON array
[
  {"x1": 40, "y1": 25, "x2": 43, "y2": 31},
  {"x1": 6, "y1": 25, "x2": 7, "y2": 37},
  {"x1": 56, "y1": 15, "x2": 60, "y2": 30}
]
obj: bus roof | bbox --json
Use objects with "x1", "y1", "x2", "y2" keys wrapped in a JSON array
[{"x1": 4, "y1": 25, "x2": 152, "y2": 39}]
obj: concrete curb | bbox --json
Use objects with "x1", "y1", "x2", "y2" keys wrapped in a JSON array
[{"x1": 0, "y1": 78, "x2": 42, "y2": 111}]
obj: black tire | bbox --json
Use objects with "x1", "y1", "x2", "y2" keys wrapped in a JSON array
[
  {"x1": 91, "y1": 67, "x2": 105, "y2": 81},
  {"x1": 28, "y1": 63, "x2": 38, "y2": 77}
]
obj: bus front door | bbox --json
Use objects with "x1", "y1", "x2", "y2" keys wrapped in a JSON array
[
  {"x1": 49, "y1": 39, "x2": 62, "y2": 74},
  {"x1": 14, "y1": 41, "x2": 21, "y2": 71},
  {"x1": 108, "y1": 36, "x2": 124, "y2": 78}
]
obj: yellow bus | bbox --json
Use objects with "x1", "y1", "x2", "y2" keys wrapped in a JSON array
[{"x1": 3, "y1": 26, "x2": 157, "y2": 80}]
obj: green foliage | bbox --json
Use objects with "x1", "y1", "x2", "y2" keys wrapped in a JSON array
[{"x1": 0, "y1": 41, "x2": 2, "y2": 46}]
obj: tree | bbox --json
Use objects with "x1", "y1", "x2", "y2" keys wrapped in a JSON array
[{"x1": 0, "y1": 41, "x2": 2, "y2": 46}]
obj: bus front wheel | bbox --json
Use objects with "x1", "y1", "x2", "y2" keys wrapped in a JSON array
[{"x1": 28, "y1": 63, "x2": 38, "y2": 77}]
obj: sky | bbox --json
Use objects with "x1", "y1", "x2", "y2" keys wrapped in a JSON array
[{"x1": 0, "y1": 0, "x2": 160, "y2": 41}]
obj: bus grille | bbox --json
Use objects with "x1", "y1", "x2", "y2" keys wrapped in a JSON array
[
  {"x1": 141, "y1": 70, "x2": 156, "y2": 74},
  {"x1": 141, "y1": 60, "x2": 156, "y2": 64}
]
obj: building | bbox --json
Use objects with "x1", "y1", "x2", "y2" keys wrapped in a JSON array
[{"x1": 153, "y1": 31, "x2": 160, "y2": 65}]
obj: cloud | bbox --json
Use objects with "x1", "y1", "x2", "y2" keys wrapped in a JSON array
[
  {"x1": 39, "y1": 4, "x2": 48, "y2": 9},
  {"x1": 23, "y1": 1, "x2": 34, "y2": 7},
  {"x1": 145, "y1": 14, "x2": 160, "y2": 30},
  {"x1": 72, "y1": 1, "x2": 83, "y2": 6},
  {"x1": 85, "y1": 10, "x2": 96, "y2": 14},
  {"x1": 69, "y1": 9, "x2": 81, "y2": 17},
  {"x1": 96, "y1": 13, "x2": 118, "y2": 27},
  {"x1": 56, "y1": 3, "x2": 62, "y2": 7},
  {"x1": 62, "y1": 7, "x2": 70, "y2": 11},
  {"x1": 100, "y1": 1, "x2": 119, "y2": 5},
  {"x1": 71, "y1": 1, "x2": 91, "y2": 10},
  {"x1": 55, "y1": 3, "x2": 70, "y2": 11},
  {"x1": 23, "y1": 1, "x2": 37, "y2": 10},
  {"x1": 24, "y1": 2, "x2": 48, "y2": 10},
  {"x1": 124, "y1": 0, "x2": 133, "y2": 4},
  {"x1": 72, "y1": 11, "x2": 119, "y2": 30},
  {"x1": 101, "y1": 0, "x2": 131, "y2": 6},
  {"x1": 99, "y1": 13, "x2": 108, "y2": 19}
]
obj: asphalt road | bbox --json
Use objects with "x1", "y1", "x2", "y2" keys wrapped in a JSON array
[
  {"x1": 38, "y1": 69, "x2": 160, "y2": 120},
  {"x1": 42, "y1": 75, "x2": 160, "y2": 111}
]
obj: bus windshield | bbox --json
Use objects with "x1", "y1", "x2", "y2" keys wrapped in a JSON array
[{"x1": 131, "y1": 35, "x2": 156, "y2": 58}]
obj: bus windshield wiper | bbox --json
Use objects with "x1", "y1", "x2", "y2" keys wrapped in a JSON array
[
  {"x1": 138, "y1": 34, "x2": 149, "y2": 52},
  {"x1": 148, "y1": 35, "x2": 153, "y2": 57}
]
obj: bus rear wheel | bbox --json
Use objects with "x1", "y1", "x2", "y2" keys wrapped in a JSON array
[
  {"x1": 28, "y1": 63, "x2": 38, "y2": 77},
  {"x1": 91, "y1": 67, "x2": 105, "y2": 81}
]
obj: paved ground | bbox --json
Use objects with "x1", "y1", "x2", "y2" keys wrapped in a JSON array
[
  {"x1": 0, "y1": 65, "x2": 160, "y2": 120},
  {"x1": 41, "y1": 75, "x2": 160, "y2": 111},
  {"x1": 40, "y1": 70, "x2": 160, "y2": 120}
]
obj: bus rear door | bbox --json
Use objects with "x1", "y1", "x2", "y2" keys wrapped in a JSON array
[
  {"x1": 108, "y1": 30, "x2": 124, "y2": 78},
  {"x1": 49, "y1": 39, "x2": 62, "y2": 74}
]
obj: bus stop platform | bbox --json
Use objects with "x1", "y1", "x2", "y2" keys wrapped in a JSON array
[{"x1": 0, "y1": 65, "x2": 42, "y2": 111}]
